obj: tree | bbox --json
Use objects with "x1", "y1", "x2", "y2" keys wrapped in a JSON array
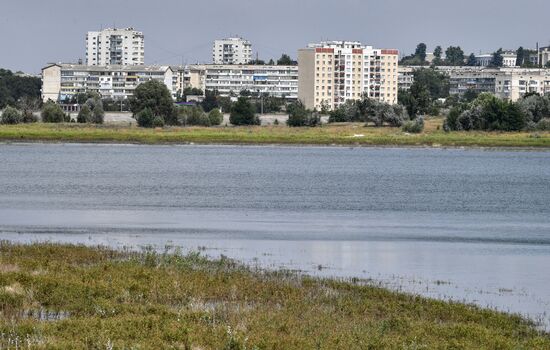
[
  {"x1": 77, "y1": 105, "x2": 92, "y2": 123},
  {"x1": 415, "y1": 43, "x2": 427, "y2": 62},
  {"x1": 286, "y1": 101, "x2": 320, "y2": 127},
  {"x1": 0, "y1": 69, "x2": 41, "y2": 109},
  {"x1": 490, "y1": 48, "x2": 504, "y2": 67},
  {"x1": 41, "y1": 102, "x2": 66, "y2": 123},
  {"x1": 130, "y1": 80, "x2": 176, "y2": 125},
  {"x1": 277, "y1": 54, "x2": 296, "y2": 65},
  {"x1": 466, "y1": 53, "x2": 478, "y2": 66},
  {"x1": 208, "y1": 108, "x2": 224, "y2": 126},
  {"x1": 432, "y1": 46, "x2": 443, "y2": 66},
  {"x1": 230, "y1": 97, "x2": 259, "y2": 125},
  {"x1": 445, "y1": 46, "x2": 465, "y2": 66},
  {"x1": 201, "y1": 90, "x2": 219, "y2": 112},
  {"x1": 516, "y1": 47, "x2": 525, "y2": 67},
  {"x1": 268, "y1": 59, "x2": 275, "y2": 65},
  {"x1": 413, "y1": 68, "x2": 450, "y2": 99},
  {"x1": 85, "y1": 97, "x2": 104, "y2": 124},
  {"x1": 1, "y1": 106, "x2": 22, "y2": 124},
  {"x1": 136, "y1": 107, "x2": 154, "y2": 128}
]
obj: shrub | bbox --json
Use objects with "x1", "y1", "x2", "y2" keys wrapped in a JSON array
[
  {"x1": 402, "y1": 117, "x2": 424, "y2": 133},
  {"x1": 41, "y1": 102, "x2": 65, "y2": 123},
  {"x1": 1, "y1": 106, "x2": 22, "y2": 124},
  {"x1": 152, "y1": 116, "x2": 165, "y2": 128},
  {"x1": 208, "y1": 108, "x2": 223, "y2": 126},
  {"x1": 87, "y1": 98, "x2": 105, "y2": 124},
  {"x1": 179, "y1": 106, "x2": 211, "y2": 126},
  {"x1": 536, "y1": 118, "x2": 550, "y2": 131},
  {"x1": 287, "y1": 101, "x2": 320, "y2": 127},
  {"x1": 77, "y1": 105, "x2": 92, "y2": 123},
  {"x1": 230, "y1": 97, "x2": 259, "y2": 125},
  {"x1": 21, "y1": 110, "x2": 38, "y2": 123},
  {"x1": 136, "y1": 107, "x2": 154, "y2": 128}
]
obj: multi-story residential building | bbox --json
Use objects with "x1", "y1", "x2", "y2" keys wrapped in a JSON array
[
  {"x1": 174, "y1": 64, "x2": 298, "y2": 99},
  {"x1": 212, "y1": 37, "x2": 252, "y2": 65},
  {"x1": 398, "y1": 66, "x2": 415, "y2": 91},
  {"x1": 86, "y1": 28, "x2": 144, "y2": 66},
  {"x1": 41, "y1": 63, "x2": 174, "y2": 102},
  {"x1": 444, "y1": 66, "x2": 550, "y2": 101},
  {"x1": 298, "y1": 41, "x2": 399, "y2": 111}
]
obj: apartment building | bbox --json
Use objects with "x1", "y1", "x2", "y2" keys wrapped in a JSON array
[
  {"x1": 475, "y1": 51, "x2": 518, "y2": 67},
  {"x1": 86, "y1": 28, "x2": 145, "y2": 66},
  {"x1": 41, "y1": 63, "x2": 175, "y2": 102},
  {"x1": 398, "y1": 66, "x2": 415, "y2": 91},
  {"x1": 174, "y1": 64, "x2": 298, "y2": 99},
  {"x1": 540, "y1": 47, "x2": 550, "y2": 67},
  {"x1": 298, "y1": 41, "x2": 399, "y2": 111},
  {"x1": 212, "y1": 37, "x2": 252, "y2": 65},
  {"x1": 443, "y1": 66, "x2": 550, "y2": 101}
]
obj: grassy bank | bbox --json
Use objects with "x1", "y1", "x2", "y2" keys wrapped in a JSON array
[
  {"x1": 0, "y1": 119, "x2": 549, "y2": 147},
  {"x1": 0, "y1": 243, "x2": 548, "y2": 349}
]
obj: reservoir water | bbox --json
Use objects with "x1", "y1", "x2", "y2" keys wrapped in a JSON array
[{"x1": 1, "y1": 143, "x2": 549, "y2": 328}]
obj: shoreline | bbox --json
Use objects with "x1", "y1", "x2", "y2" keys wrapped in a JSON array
[
  {"x1": 0, "y1": 121, "x2": 549, "y2": 149},
  {"x1": 0, "y1": 242, "x2": 548, "y2": 348}
]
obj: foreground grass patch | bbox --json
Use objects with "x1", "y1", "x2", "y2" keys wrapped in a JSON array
[
  {"x1": 0, "y1": 119, "x2": 549, "y2": 148},
  {"x1": 0, "y1": 243, "x2": 548, "y2": 349}
]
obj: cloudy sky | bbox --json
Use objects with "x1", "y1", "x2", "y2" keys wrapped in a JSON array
[{"x1": 1, "y1": 0, "x2": 549, "y2": 73}]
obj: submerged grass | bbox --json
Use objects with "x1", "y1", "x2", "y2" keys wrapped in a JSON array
[
  {"x1": 0, "y1": 119, "x2": 549, "y2": 148},
  {"x1": 0, "y1": 242, "x2": 548, "y2": 349}
]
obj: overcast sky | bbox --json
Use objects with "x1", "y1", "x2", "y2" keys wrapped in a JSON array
[{"x1": 1, "y1": 0, "x2": 550, "y2": 73}]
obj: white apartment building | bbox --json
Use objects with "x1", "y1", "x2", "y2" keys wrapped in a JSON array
[
  {"x1": 398, "y1": 66, "x2": 415, "y2": 91},
  {"x1": 540, "y1": 47, "x2": 550, "y2": 67},
  {"x1": 475, "y1": 51, "x2": 517, "y2": 67},
  {"x1": 41, "y1": 64, "x2": 175, "y2": 102},
  {"x1": 212, "y1": 37, "x2": 252, "y2": 65},
  {"x1": 86, "y1": 28, "x2": 144, "y2": 66},
  {"x1": 443, "y1": 66, "x2": 550, "y2": 101},
  {"x1": 298, "y1": 41, "x2": 399, "y2": 110},
  {"x1": 174, "y1": 64, "x2": 298, "y2": 99}
]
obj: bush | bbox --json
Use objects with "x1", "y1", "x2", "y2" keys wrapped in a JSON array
[
  {"x1": 402, "y1": 117, "x2": 424, "y2": 133},
  {"x1": 179, "y1": 106, "x2": 211, "y2": 126},
  {"x1": 87, "y1": 98, "x2": 105, "y2": 124},
  {"x1": 136, "y1": 108, "x2": 154, "y2": 128},
  {"x1": 41, "y1": 102, "x2": 65, "y2": 123},
  {"x1": 208, "y1": 108, "x2": 223, "y2": 126},
  {"x1": 21, "y1": 110, "x2": 38, "y2": 123},
  {"x1": 536, "y1": 118, "x2": 550, "y2": 131},
  {"x1": 230, "y1": 97, "x2": 259, "y2": 125},
  {"x1": 77, "y1": 105, "x2": 92, "y2": 123},
  {"x1": 1, "y1": 106, "x2": 22, "y2": 124},
  {"x1": 152, "y1": 116, "x2": 165, "y2": 127},
  {"x1": 287, "y1": 101, "x2": 320, "y2": 127}
]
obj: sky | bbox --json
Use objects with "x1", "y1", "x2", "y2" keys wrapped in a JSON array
[{"x1": 1, "y1": 0, "x2": 550, "y2": 73}]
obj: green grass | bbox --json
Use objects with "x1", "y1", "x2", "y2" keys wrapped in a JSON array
[
  {"x1": 0, "y1": 119, "x2": 549, "y2": 148},
  {"x1": 0, "y1": 243, "x2": 548, "y2": 349}
]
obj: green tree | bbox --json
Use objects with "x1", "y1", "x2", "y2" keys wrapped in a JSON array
[
  {"x1": 466, "y1": 53, "x2": 478, "y2": 66},
  {"x1": 0, "y1": 69, "x2": 42, "y2": 108},
  {"x1": 415, "y1": 43, "x2": 427, "y2": 62},
  {"x1": 77, "y1": 105, "x2": 92, "y2": 123},
  {"x1": 230, "y1": 97, "x2": 259, "y2": 125},
  {"x1": 130, "y1": 80, "x2": 176, "y2": 125},
  {"x1": 85, "y1": 97, "x2": 104, "y2": 124},
  {"x1": 277, "y1": 54, "x2": 295, "y2": 65},
  {"x1": 287, "y1": 101, "x2": 320, "y2": 127},
  {"x1": 208, "y1": 108, "x2": 224, "y2": 126},
  {"x1": 445, "y1": 46, "x2": 465, "y2": 66},
  {"x1": 490, "y1": 49, "x2": 504, "y2": 67},
  {"x1": 201, "y1": 90, "x2": 219, "y2": 112},
  {"x1": 432, "y1": 46, "x2": 443, "y2": 65},
  {"x1": 516, "y1": 47, "x2": 525, "y2": 67},
  {"x1": 136, "y1": 107, "x2": 154, "y2": 128},
  {"x1": 1, "y1": 106, "x2": 22, "y2": 124},
  {"x1": 41, "y1": 102, "x2": 66, "y2": 123},
  {"x1": 413, "y1": 68, "x2": 450, "y2": 99}
]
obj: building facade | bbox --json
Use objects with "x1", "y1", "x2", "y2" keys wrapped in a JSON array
[
  {"x1": 444, "y1": 67, "x2": 550, "y2": 101},
  {"x1": 41, "y1": 64, "x2": 174, "y2": 102},
  {"x1": 540, "y1": 47, "x2": 550, "y2": 67},
  {"x1": 212, "y1": 37, "x2": 252, "y2": 65},
  {"x1": 86, "y1": 28, "x2": 145, "y2": 66},
  {"x1": 475, "y1": 51, "x2": 518, "y2": 67},
  {"x1": 398, "y1": 66, "x2": 415, "y2": 91},
  {"x1": 298, "y1": 41, "x2": 399, "y2": 111}
]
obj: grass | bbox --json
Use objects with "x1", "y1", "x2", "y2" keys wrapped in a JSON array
[
  {"x1": 0, "y1": 243, "x2": 548, "y2": 349},
  {"x1": 0, "y1": 118, "x2": 549, "y2": 148}
]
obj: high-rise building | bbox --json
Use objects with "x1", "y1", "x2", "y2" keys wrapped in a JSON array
[
  {"x1": 212, "y1": 37, "x2": 252, "y2": 65},
  {"x1": 86, "y1": 28, "x2": 144, "y2": 66},
  {"x1": 298, "y1": 41, "x2": 399, "y2": 111}
]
